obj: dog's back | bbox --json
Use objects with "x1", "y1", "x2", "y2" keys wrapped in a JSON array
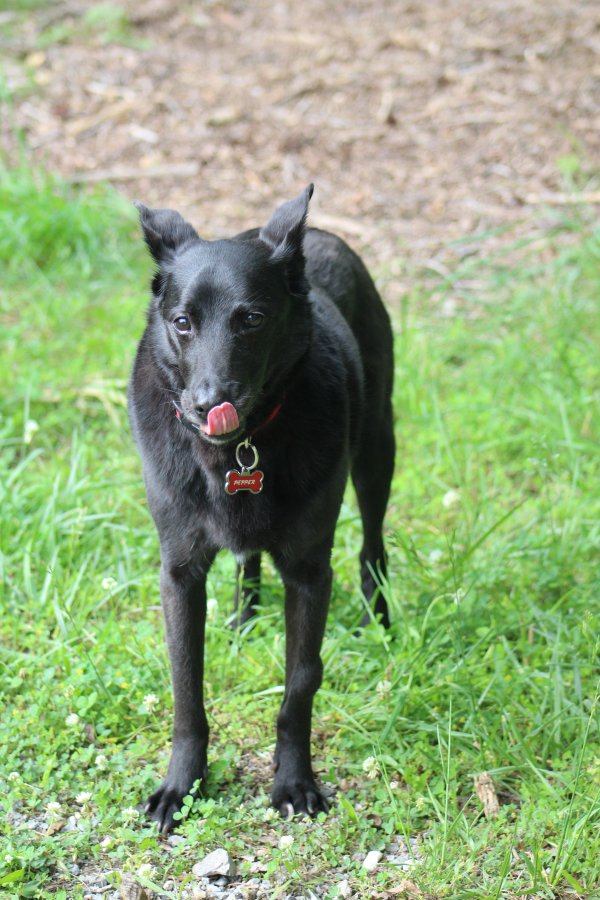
[{"x1": 305, "y1": 227, "x2": 394, "y2": 421}]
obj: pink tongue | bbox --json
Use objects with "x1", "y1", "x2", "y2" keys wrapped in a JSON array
[{"x1": 205, "y1": 402, "x2": 240, "y2": 436}]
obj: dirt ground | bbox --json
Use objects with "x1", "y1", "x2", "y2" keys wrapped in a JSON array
[{"x1": 2, "y1": 0, "x2": 600, "y2": 300}]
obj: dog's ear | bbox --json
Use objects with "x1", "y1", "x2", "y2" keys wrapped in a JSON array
[
  {"x1": 134, "y1": 202, "x2": 199, "y2": 264},
  {"x1": 259, "y1": 184, "x2": 314, "y2": 295}
]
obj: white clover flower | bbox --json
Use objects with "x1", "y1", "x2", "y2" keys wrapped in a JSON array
[
  {"x1": 100, "y1": 835, "x2": 113, "y2": 849},
  {"x1": 263, "y1": 806, "x2": 277, "y2": 822},
  {"x1": 362, "y1": 756, "x2": 381, "y2": 780},
  {"x1": 137, "y1": 863, "x2": 156, "y2": 877},
  {"x1": 428, "y1": 549, "x2": 444, "y2": 566},
  {"x1": 142, "y1": 693, "x2": 160, "y2": 713},
  {"x1": 4, "y1": 854, "x2": 13, "y2": 865},
  {"x1": 207, "y1": 597, "x2": 218, "y2": 619},
  {"x1": 95, "y1": 754, "x2": 108, "y2": 770},
  {"x1": 102, "y1": 576, "x2": 117, "y2": 591},
  {"x1": 122, "y1": 806, "x2": 140, "y2": 824},
  {"x1": 65, "y1": 712, "x2": 80, "y2": 727},
  {"x1": 75, "y1": 791, "x2": 92, "y2": 805},
  {"x1": 442, "y1": 489, "x2": 461, "y2": 509},
  {"x1": 7, "y1": 771, "x2": 20, "y2": 783},
  {"x1": 23, "y1": 419, "x2": 40, "y2": 445},
  {"x1": 278, "y1": 835, "x2": 294, "y2": 850},
  {"x1": 376, "y1": 679, "x2": 392, "y2": 696},
  {"x1": 46, "y1": 801, "x2": 62, "y2": 818}
]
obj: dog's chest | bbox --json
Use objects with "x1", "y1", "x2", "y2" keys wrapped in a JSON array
[
  {"x1": 197, "y1": 465, "x2": 280, "y2": 554},
  {"x1": 184, "y1": 426, "x2": 340, "y2": 558}
]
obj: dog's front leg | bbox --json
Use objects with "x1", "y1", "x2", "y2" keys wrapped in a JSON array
[
  {"x1": 271, "y1": 546, "x2": 332, "y2": 817},
  {"x1": 146, "y1": 556, "x2": 214, "y2": 833}
]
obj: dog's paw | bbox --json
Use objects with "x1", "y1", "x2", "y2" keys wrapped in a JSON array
[
  {"x1": 145, "y1": 763, "x2": 206, "y2": 834},
  {"x1": 271, "y1": 778, "x2": 330, "y2": 818},
  {"x1": 146, "y1": 738, "x2": 208, "y2": 833},
  {"x1": 145, "y1": 782, "x2": 186, "y2": 834},
  {"x1": 145, "y1": 780, "x2": 197, "y2": 834}
]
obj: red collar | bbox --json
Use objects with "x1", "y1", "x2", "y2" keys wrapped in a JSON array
[{"x1": 254, "y1": 400, "x2": 283, "y2": 434}]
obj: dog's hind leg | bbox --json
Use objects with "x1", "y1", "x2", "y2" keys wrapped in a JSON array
[
  {"x1": 352, "y1": 404, "x2": 395, "y2": 628},
  {"x1": 233, "y1": 552, "x2": 261, "y2": 626}
]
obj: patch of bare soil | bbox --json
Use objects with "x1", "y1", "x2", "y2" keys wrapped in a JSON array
[{"x1": 3, "y1": 0, "x2": 600, "y2": 297}]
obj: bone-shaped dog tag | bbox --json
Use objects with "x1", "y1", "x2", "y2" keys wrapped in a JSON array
[
  {"x1": 225, "y1": 468, "x2": 264, "y2": 494},
  {"x1": 225, "y1": 438, "x2": 264, "y2": 495}
]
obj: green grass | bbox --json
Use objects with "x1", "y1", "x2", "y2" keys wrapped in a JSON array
[
  {"x1": 0, "y1": 3, "x2": 143, "y2": 49},
  {"x1": 0, "y1": 161, "x2": 599, "y2": 899}
]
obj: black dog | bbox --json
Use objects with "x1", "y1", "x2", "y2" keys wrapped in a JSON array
[{"x1": 128, "y1": 185, "x2": 395, "y2": 832}]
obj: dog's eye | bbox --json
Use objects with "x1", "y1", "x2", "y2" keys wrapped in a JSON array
[
  {"x1": 173, "y1": 315, "x2": 191, "y2": 333},
  {"x1": 244, "y1": 312, "x2": 264, "y2": 329}
]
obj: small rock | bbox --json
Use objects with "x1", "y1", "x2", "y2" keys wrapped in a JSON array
[
  {"x1": 386, "y1": 836, "x2": 422, "y2": 869},
  {"x1": 206, "y1": 106, "x2": 240, "y2": 127},
  {"x1": 71, "y1": 863, "x2": 80, "y2": 876},
  {"x1": 64, "y1": 814, "x2": 83, "y2": 832},
  {"x1": 362, "y1": 850, "x2": 383, "y2": 872},
  {"x1": 192, "y1": 849, "x2": 234, "y2": 879},
  {"x1": 119, "y1": 875, "x2": 149, "y2": 900},
  {"x1": 168, "y1": 834, "x2": 186, "y2": 847},
  {"x1": 163, "y1": 881, "x2": 175, "y2": 891},
  {"x1": 249, "y1": 861, "x2": 267, "y2": 874},
  {"x1": 81, "y1": 875, "x2": 109, "y2": 890},
  {"x1": 338, "y1": 879, "x2": 352, "y2": 898}
]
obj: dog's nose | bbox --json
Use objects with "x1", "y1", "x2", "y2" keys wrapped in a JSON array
[
  {"x1": 194, "y1": 391, "x2": 224, "y2": 420},
  {"x1": 194, "y1": 399, "x2": 212, "y2": 420}
]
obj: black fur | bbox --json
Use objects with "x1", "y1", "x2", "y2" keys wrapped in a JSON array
[{"x1": 128, "y1": 185, "x2": 395, "y2": 832}]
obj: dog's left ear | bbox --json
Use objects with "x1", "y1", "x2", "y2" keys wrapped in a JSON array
[
  {"x1": 259, "y1": 184, "x2": 314, "y2": 295},
  {"x1": 134, "y1": 202, "x2": 200, "y2": 264}
]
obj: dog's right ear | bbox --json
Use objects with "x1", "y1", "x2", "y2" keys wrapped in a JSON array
[
  {"x1": 259, "y1": 184, "x2": 314, "y2": 295},
  {"x1": 134, "y1": 202, "x2": 200, "y2": 264}
]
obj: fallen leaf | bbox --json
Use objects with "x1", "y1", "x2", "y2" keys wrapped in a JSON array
[
  {"x1": 46, "y1": 819, "x2": 66, "y2": 836},
  {"x1": 386, "y1": 880, "x2": 422, "y2": 896},
  {"x1": 119, "y1": 875, "x2": 149, "y2": 900},
  {"x1": 474, "y1": 771, "x2": 500, "y2": 818}
]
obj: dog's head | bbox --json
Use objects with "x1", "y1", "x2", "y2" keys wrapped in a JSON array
[{"x1": 135, "y1": 186, "x2": 314, "y2": 445}]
